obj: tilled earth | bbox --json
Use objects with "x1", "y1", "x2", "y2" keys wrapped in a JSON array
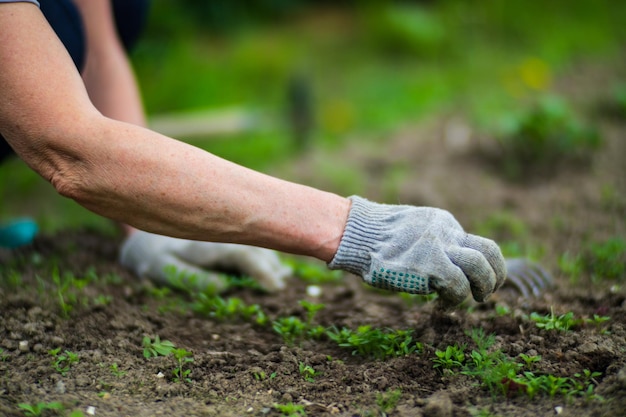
[{"x1": 1, "y1": 60, "x2": 625, "y2": 417}]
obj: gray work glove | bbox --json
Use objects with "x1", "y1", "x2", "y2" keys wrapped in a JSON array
[
  {"x1": 120, "y1": 231, "x2": 292, "y2": 293},
  {"x1": 328, "y1": 196, "x2": 506, "y2": 306}
]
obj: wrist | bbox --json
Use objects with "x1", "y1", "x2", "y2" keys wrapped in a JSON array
[{"x1": 327, "y1": 196, "x2": 385, "y2": 274}]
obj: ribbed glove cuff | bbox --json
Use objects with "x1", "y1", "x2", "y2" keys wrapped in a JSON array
[{"x1": 327, "y1": 195, "x2": 386, "y2": 275}]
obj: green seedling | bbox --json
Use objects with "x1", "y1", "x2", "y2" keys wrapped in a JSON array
[
  {"x1": 191, "y1": 293, "x2": 267, "y2": 325},
  {"x1": 327, "y1": 326, "x2": 421, "y2": 360},
  {"x1": 48, "y1": 348, "x2": 79, "y2": 376},
  {"x1": 433, "y1": 344, "x2": 466, "y2": 371},
  {"x1": 172, "y1": 348, "x2": 193, "y2": 383},
  {"x1": 298, "y1": 362, "x2": 320, "y2": 382},
  {"x1": 273, "y1": 402, "x2": 306, "y2": 417},
  {"x1": 50, "y1": 266, "x2": 90, "y2": 318},
  {"x1": 0, "y1": 348, "x2": 9, "y2": 361},
  {"x1": 272, "y1": 316, "x2": 306, "y2": 346},
  {"x1": 18, "y1": 401, "x2": 64, "y2": 417},
  {"x1": 494, "y1": 95, "x2": 601, "y2": 181},
  {"x1": 559, "y1": 237, "x2": 625, "y2": 283},
  {"x1": 298, "y1": 300, "x2": 327, "y2": 339},
  {"x1": 518, "y1": 353, "x2": 542, "y2": 370},
  {"x1": 142, "y1": 335, "x2": 176, "y2": 358},
  {"x1": 529, "y1": 307, "x2": 581, "y2": 331},
  {"x1": 376, "y1": 388, "x2": 402, "y2": 417},
  {"x1": 110, "y1": 362, "x2": 126, "y2": 378},
  {"x1": 253, "y1": 370, "x2": 267, "y2": 381}
]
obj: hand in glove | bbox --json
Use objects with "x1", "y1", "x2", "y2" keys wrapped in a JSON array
[
  {"x1": 119, "y1": 230, "x2": 292, "y2": 293},
  {"x1": 328, "y1": 196, "x2": 506, "y2": 306}
]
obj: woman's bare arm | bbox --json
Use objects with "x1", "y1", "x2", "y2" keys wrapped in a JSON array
[{"x1": 0, "y1": 3, "x2": 350, "y2": 261}]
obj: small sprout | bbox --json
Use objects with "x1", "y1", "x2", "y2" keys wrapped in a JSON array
[
  {"x1": 273, "y1": 316, "x2": 306, "y2": 346},
  {"x1": 172, "y1": 348, "x2": 193, "y2": 383},
  {"x1": 433, "y1": 344, "x2": 466, "y2": 371},
  {"x1": 48, "y1": 348, "x2": 79, "y2": 376},
  {"x1": 518, "y1": 353, "x2": 542, "y2": 370},
  {"x1": 273, "y1": 402, "x2": 306, "y2": 416},
  {"x1": 298, "y1": 362, "x2": 320, "y2": 382},
  {"x1": 110, "y1": 362, "x2": 126, "y2": 378},
  {"x1": 529, "y1": 307, "x2": 581, "y2": 331},
  {"x1": 142, "y1": 335, "x2": 176, "y2": 358},
  {"x1": 18, "y1": 401, "x2": 64, "y2": 417},
  {"x1": 376, "y1": 388, "x2": 402, "y2": 417},
  {"x1": 327, "y1": 326, "x2": 420, "y2": 360}
]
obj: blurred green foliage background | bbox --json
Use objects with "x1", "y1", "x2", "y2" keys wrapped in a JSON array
[{"x1": 1, "y1": 0, "x2": 625, "y2": 233}]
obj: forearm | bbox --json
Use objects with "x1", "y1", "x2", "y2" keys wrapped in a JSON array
[{"x1": 68, "y1": 117, "x2": 349, "y2": 260}]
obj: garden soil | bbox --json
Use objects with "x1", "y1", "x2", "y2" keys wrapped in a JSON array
[{"x1": 1, "y1": 59, "x2": 625, "y2": 417}]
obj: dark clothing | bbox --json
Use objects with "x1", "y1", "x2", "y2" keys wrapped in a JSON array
[{"x1": 0, "y1": 0, "x2": 150, "y2": 162}]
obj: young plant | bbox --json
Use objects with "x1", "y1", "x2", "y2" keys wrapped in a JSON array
[
  {"x1": 142, "y1": 335, "x2": 176, "y2": 358},
  {"x1": 48, "y1": 348, "x2": 80, "y2": 376},
  {"x1": 529, "y1": 307, "x2": 581, "y2": 331},
  {"x1": 273, "y1": 316, "x2": 306, "y2": 346},
  {"x1": 109, "y1": 362, "x2": 126, "y2": 378},
  {"x1": 432, "y1": 344, "x2": 466, "y2": 371},
  {"x1": 18, "y1": 401, "x2": 64, "y2": 417},
  {"x1": 273, "y1": 402, "x2": 306, "y2": 417},
  {"x1": 172, "y1": 348, "x2": 194, "y2": 383},
  {"x1": 327, "y1": 326, "x2": 421, "y2": 360},
  {"x1": 298, "y1": 362, "x2": 320, "y2": 382},
  {"x1": 191, "y1": 294, "x2": 267, "y2": 325},
  {"x1": 376, "y1": 388, "x2": 402, "y2": 417},
  {"x1": 493, "y1": 95, "x2": 601, "y2": 181}
]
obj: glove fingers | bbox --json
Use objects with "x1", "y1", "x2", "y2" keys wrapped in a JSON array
[
  {"x1": 462, "y1": 234, "x2": 507, "y2": 291},
  {"x1": 142, "y1": 253, "x2": 228, "y2": 294},
  {"x1": 428, "y1": 260, "x2": 471, "y2": 306},
  {"x1": 242, "y1": 251, "x2": 292, "y2": 291},
  {"x1": 447, "y1": 246, "x2": 497, "y2": 302},
  {"x1": 179, "y1": 243, "x2": 291, "y2": 292}
]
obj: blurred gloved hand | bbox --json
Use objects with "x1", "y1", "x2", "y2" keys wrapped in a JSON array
[
  {"x1": 328, "y1": 196, "x2": 507, "y2": 306},
  {"x1": 120, "y1": 230, "x2": 292, "y2": 293}
]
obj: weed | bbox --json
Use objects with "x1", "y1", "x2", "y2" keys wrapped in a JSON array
[
  {"x1": 142, "y1": 335, "x2": 176, "y2": 358},
  {"x1": 110, "y1": 363, "x2": 126, "y2": 378},
  {"x1": 583, "y1": 237, "x2": 626, "y2": 281},
  {"x1": 518, "y1": 353, "x2": 542, "y2": 370},
  {"x1": 191, "y1": 293, "x2": 267, "y2": 325},
  {"x1": 50, "y1": 266, "x2": 90, "y2": 318},
  {"x1": 327, "y1": 326, "x2": 421, "y2": 360},
  {"x1": 585, "y1": 314, "x2": 611, "y2": 334},
  {"x1": 433, "y1": 344, "x2": 466, "y2": 371},
  {"x1": 273, "y1": 402, "x2": 306, "y2": 417},
  {"x1": 0, "y1": 348, "x2": 9, "y2": 361},
  {"x1": 375, "y1": 388, "x2": 402, "y2": 417},
  {"x1": 172, "y1": 348, "x2": 194, "y2": 383},
  {"x1": 18, "y1": 401, "x2": 64, "y2": 417},
  {"x1": 298, "y1": 300, "x2": 327, "y2": 339},
  {"x1": 298, "y1": 362, "x2": 320, "y2": 382},
  {"x1": 93, "y1": 294, "x2": 113, "y2": 307},
  {"x1": 493, "y1": 95, "x2": 601, "y2": 181},
  {"x1": 273, "y1": 316, "x2": 306, "y2": 346},
  {"x1": 560, "y1": 237, "x2": 625, "y2": 283},
  {"x1": 529, "y1": 307, "x2": 581, "y2": 331},
  {"x1": 48, "y1": 348, "x2": 79, "y2": 376},
  {"x1": 253, "y1": 370, "x2": 267, "y2": 381}
]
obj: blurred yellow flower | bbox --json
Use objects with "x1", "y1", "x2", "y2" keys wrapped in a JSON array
[{"x1": 519, "y1": 57, "x2": 552, "y2": 91}]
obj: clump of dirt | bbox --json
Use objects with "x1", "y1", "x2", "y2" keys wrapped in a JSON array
[{"x1": 1, "y1": 62, "x2": 625, "y2": 417}]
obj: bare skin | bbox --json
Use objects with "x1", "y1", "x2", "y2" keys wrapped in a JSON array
[{"x1": 0, "y1": 3, "x2": 350, "y2": 262}]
